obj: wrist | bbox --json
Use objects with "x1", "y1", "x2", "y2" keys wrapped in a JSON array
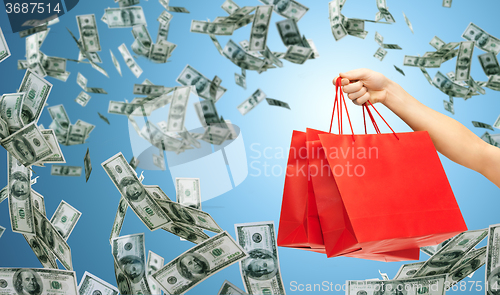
[{"x1": 382, "y1": 78, "x2": 402, "y2": 108}]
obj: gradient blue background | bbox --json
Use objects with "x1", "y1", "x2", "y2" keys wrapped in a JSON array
[{"x1": 1, "y1": 0, "x2": 500, "y2": 294}]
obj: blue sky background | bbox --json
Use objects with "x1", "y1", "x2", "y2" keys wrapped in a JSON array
[{"x1": 1, "y1": 0, "x2": 500, "y2": 294}]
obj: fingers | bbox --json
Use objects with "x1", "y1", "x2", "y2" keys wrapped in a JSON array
[
  {"x1": 347, "y1": 86, "x2": 367, "y2": 100},
  {"x1": 352, "y1": 92, "x2": 370, "y2": 106},
  {"x1": 343, "y1": 81, "x2": 363, "y2": 93},
  {"x1": 339, "y1": 68, "x2": 370, "y2": 81}
]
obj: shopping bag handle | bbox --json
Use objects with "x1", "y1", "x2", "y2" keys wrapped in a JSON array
[{"x1": 363, "y1": 101, "x2": 399, "y2": 140}]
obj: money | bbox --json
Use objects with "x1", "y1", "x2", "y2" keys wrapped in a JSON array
[
  {"x1": 201, "y1": 125, "x2": 230, "y2": 145},
  {"x1": 166, "y1": 86, "x2": 191, "y2": 132},
  {"x1": 155, "y1": 198, "x2": 222, "y2": 232},
  {"x1": 118, "y1": 43, "x2": 143, "y2": 78},
  {"x1": 393, "y1": 261, "x2": 425, "y2": 279},
  {"x1": 259, "y1": 0, "x2": 308, "y2": 21},
  {"x1": 75, "y1": 91, "x2": 91, "y2": 107},
  {"x1": 443, "y1": 0, "x2": 452, "y2": 7},
  {"x1": 176, "y1": 64, "x2": 227, "y2": 101},
  {"x1": 235, "y1": 73, "x2": 247, "y2": 89},
  {"x1": 98, "y1": 112, "x2": 111, "y2": 124},
  {"x1": 26, "y1": 33, "x2": 40, "y2": 65},
  {"x1": 49, "y1": 200, "x2": 81, "y2": 240},
  {"x1": 42, "y1": 56, "x2": 67, "y2": 73},
  {"x1": 455, "y1": 41, "x2": 474, "y2": 81},
  {"x1": 430, "y1": 36, "x2": 446, "y2": 50},
  {"x1": 7, "y1": 152, "x2": 35, "y2": 235},
  {"x1": 77, "y1": 14, "x2": 101, "y2": 52},
  {"x1": 373, "y1": 47, "x2": 387, "y2": 61},
  {"x1": 249, "y1": 6, "x2": 273, "y2": 51},
  {"x1": 375, "y1": 31, "x2": 383, "y2": 46},
  {"x1": 225, "y1": 6, "x2": 256, "y2": 23},
  {"x1": 111, "y1": 233, "x2": 152, "y2": 295},
  {"x1": 176, "y1": 178, "x2": 201, "y2": 209},
  {"x1": 238, "y1": 89, "x2": 267, "y2": 115},
  {"x1": 462, "y1": 23, "x2": 500, "y2": 55},
  {"x1": 150, "y1": 41, "x2": 174, "y2": 63},
  {"x1": 140, "y1": 121, "x2": 184, "y2": 150},
  {"x1": 51, "y1": 165, "x2": 82, "y2": 176},
  {"x1": 102, "y1": 152, "x2": 171, "y2": 230},
  {"x1": 158, "y1": 10, "x2": 173, "y2": 27},
  {"x1": 402, "y1": 12, "x2": 413, "y2": 34},
  {"x1": 223, "y1": 39, "x2": 266, "y2": 71},
  {"x1": 443, "y1": 100, "x2": 455, "y2": 115},
  {"x1": 235, "y1": 221, "x2": 285, "y2": 295},
  {"x1": 382, "y1": 43, "x2": 402, "y2": 50},
  {"x1": 486, "y1": 224, "x2": 500, "y2": 295},
  {"x1": 2, "y1": 123, "x2": 53, "y2": 167},
  {"x1": 347, "y1": 275, "x2": 447, "y2": 295},
  {"x1": 108, "y1": 101, "x2": 151, "y2": 116},
  {"x1": 276, "y1": 19, "x2": 303, "y2": 47},
  {"x1": 210, "y1": 76, "x2": 222, "y2": 100},
  {"x1": 39, "y1": 129, "x2": 65, "y2": 163},
  {"x1": 110, "y1": 197, "x2": 128, "y2": 242},
  {"x1": 472, "y1": 121, "x2": 494, "y2": 131},
  {"x1": 105, "y1": 7, "x2": 147, "y2": 28},
  {"x1": 467, "y1": 76, "x2": 485, "y2": 95},
  {"x1": 394, "y1": 65, "x2": 405, "y2": 76},
  {"x1": 78, "y1": 271, "x2": 119, "y2": 295},
  {"x1": 284, "y1": 45, "x2": 312, "y2": 64},
  {"x1": 30, "y1": 189, "x2": 46, "y2": 216},
  {"x1": 152, "y1": 153, "x2": 166, "y2": 170},
  {"x1": 110, "y1": 49, "x2": 122, "y2": 76},
  {"x1": 118, "y1": 0, "x2": 140, "y2": 6},
  {"x1": 24, "y1": 234, "x2": 58, "y2": 268},
  {"x1": 0, "y1": 268, "x2": 78, "y2": 294},
  {"x1": 481, "y1": 131, "x2": 499, "y2": 147},
  {"x1": 65, "y1": 124, "x2": 89, "y2": 146},
  {"x1": 485, "y1": 75, "x2": 500, "y2": 91},
  {"x1": 157, "y1": 22, "x2": 170, "y2": 44},
  {"x1": 147, "y1": 251, "x2": 164, "y2": 295},
  {"x1": 0, "y1": 186, "x2": 7, "y2": 204},
  {"x1": 1, "y1": 92, "x2": 26, "y2": 133},
  {"x1": 404, "y1": 56, "x2": 443, "y2": 68},
  {"x1": 218, "y1": 280, "x2": 248, "y2": 295},
  {"x1": 132, "y1": 24, "x2": 152, "y2": 49},
  {"x1": 0, "y1": 225, "x2": 4, "y2": 238},
  {"x1": 18, "y1": 70, "x2": 52, "y2": 125},
  {"x1": 133, "y1": 84, "x2": 165, "y2": 96},
  {"x1": 493, "y1": 114, "x2": 500, "y2": 129},
  {"x1": 479, "y1": 52, "x2": 500, "y2": 76},
  {"x1": 376, "y1": 0, "x2": 395, "y2": 23},
  {"x1": 19, "y1": 25, "x2": 48, "y2": 38},
  {"x1": 266, "y1": 98, "x2": 290, "y2": 109},
  {"x1": 178, "y1": 128, "x2": 201, "y2": 149},
  {"x1": 194, "y1": 100, "x2": 221, "y2": 127},
  {"x1": 76, "y1": 72, "x2": 107, "y2": 94},
  {"x1": 433, "y1": 71, "x2": 469, "y2": 97},
  {"x1": 84, "y1": 148, "x2": 92, "y2": 182},
  {"x1": 413, "y1": 229, "x2": 488, "y2": 277},
  {"x1": 191, "y1": 20, "x2": 236, "y2": 35},
  {"x1": 222, "y1": 0, "x2": 240, "y2": 14},
  {"x1": 447, "y1": 247, "x2": 485, "y2": 286},
  {"x1": 152, "y1": 231, "x2": 248, "y2": 294}
]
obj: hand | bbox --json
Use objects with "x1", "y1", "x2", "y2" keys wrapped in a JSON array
[{"x1": 333, "y1": 68, "x2": 391, "y2": 106}]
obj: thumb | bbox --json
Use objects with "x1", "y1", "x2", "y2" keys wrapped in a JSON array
[{"x1": 340, "y1": 68, "x2": 370, "y2": 81}]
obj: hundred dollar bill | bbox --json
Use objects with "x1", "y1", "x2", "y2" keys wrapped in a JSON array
[
  {"x1": 18, "y1": 70, "x2": 52, "y2": 125},
  {"x1": 443, "y1": 100, "x2": 455, "y2": 115},
  {"x1": 240, "y1": 40, "x2": 263, "y2": 58},
  {"x1": 119, "y1": 0, "x2": 140, "y2": 6},
  {"x1": 178, "y1": 128, "x2": 201, "y2": 149},
  {"x1": 75, "y1": 91, "x2": 91, "y2": 107},
  {"x1": 150, "y1": 41, "x2": 174, "y2": 63},
  {"x1": 455, "y1": 41, "x2": 474, "y2": 81},
  {"x1": 375, "y1": 31, "x2": 383, "y2": 46},
  {"x1": 26, "y1": 33, "x2": 40, "y2": 65},
  {"x1": 224, "y1": 6, "x2": 256, "y2": 23},
  {"x1": 47, "y1": 71, "x2": 70, "y2": 82},
  {"x1": 152, "y1": 231, "x2": 248, "y2": 294},
  {"x1": 158, "y1": 10, "x2": 173, "y2": 26},
  {"x1": 77, "y1": 14, "x2": 101, "y2": 52},
  {"x1": 235, "y1": 221, "x2": 285, "y2": 295},
  {"x1": 84, "y1": 147, "x2": 92, "y2": 182},
  {"x1": 394, "y1": 65, "x2": 405, "y2": 76},
  {"x1": 108, "y1": 101, "x2": 152, "y2": 116},
  {"x1": 2, "y1": 123, "x2": 53, "y2": 167},
  {"x1": 113, "y1": 260, "x2": 133, "y2": 295},
  {"x1": 493, "y1": 114, "x2": 500, "y2": 129},
  {"x1": 486, "y1": 224, "x2": 500, "y2": 295},
  {"x1": 223, "y1": 39, "x2": 266, "y2": 71},
  {"x1": 259, "y1": 0, "x2": 308, "y2": 21},
  {"x1": 191, "y1": 20, "x2": 236, "y2": 35},
  {"x1": 218, "y1": 280, "x2": 248, "y2": 295},
  {"x1": 483, "y1": 131, "x2": 500, "y2": 147},
  {"x1": 430, "y1": 36, "x2": 446, "y2": 50},
  {"x1": 376, "y1": 0, "x2": 395, "y2": 23},
  {"x1": 194, "y1": 100, "x2": 221, "y2": 127},
  {"x1": 133, "y1": 84, "x2": 165, "y2": 96},
  {"x1": 1, "y1": 92, "x2": 26, "y2": 133},
  {"x1": 49, "y1": 120, "x2": 68, "y2": 145},
  {"x1": 102, "y1": 152, "x2": 171, "y2": 230},
  {"x1": 47, "y1": 104, "x2": 70, "y2": 129},
  {"x1": 155, "y1": 198, "x2": 222, "y2": 232},
  {"x1": 284, "y1": 45, "x2": 312, "y2": 64},
  {"x1": 222, "y1": 0, "x2": 240, "y2": 14},
  {"x1": 156, "y1": 22, "x2": 170, "y2": 44},
  {"x1": 467, "y1": 76, "x2": 485, "y2": 95},
  {"x1": 110, "y1": 197, "x2": 128, "y2": 242},
  {"x1": 404, "y1": 56, "x2": 442, "y2": 68},
  {"x1": 210, "y1": 76, "x2": 222, "y2": 100},
  {"x1": 40, "y1": 56, "x2": 66, "y2": 74},
  {"x1": 152, "y1": 153, "x2": 166, "y2": 170},
  {"x1": 373, "y1": 47, "x2": 387, "y2": 61},
  {"x1": 110, "y1": 49, "x2": 122, "y2": 76},
  {"x1": 0, "y1": 186, "x2": 7, "y2": 204},
  {"x1": 462, "y1": 22, "x2": 500, "y2": 55},
  {"x1": 38, "y1": 129, "x2": 65, "y2": 164},
  {"x1": 51, "y1": 165, "x2": 82, "y2": 176},
  {"x1": 413, "y1": 229, "x2": 488, "y2": 277},
  {"x1": 111, "y1": 233, "x2": 152, "y2": 295},
  {"x1": 276, "y1": 19, "x2": 303, "y2": 47},
  {"x1": 402, "y1": 12, "x2": 413, "y2": 34},
  {"x1": 238, "y1": 89, "x2": 267, "y2": 115},
  {"x1": 249, "y1": 6, "x2": 273, "y2": 51},
  {"x1": 166, "y1": 86, "x2": 191, "y2": 132},
  {"x1": 118, "y1": 43, "x2": 143, "y2": 78},
  {"x1": 147, "y1": 251, "x2": 164, "y2": 295},
  {"x1": 443, "y1": 0, "x2": 452, "y2": 7},
  {"x1": 479, "y1": 52, "x2": 500, "y2": 76},
  {"x1": 65, "y1": 124, "x2": 88, "y2": 146},
  {"x1": 8, "y1": 152, "x2": 34, "y2": 235},
  {"x1": 0, "y1": 116, "x2": 8, "y2": 139},
  {"x1": 49, "y1": 200, "x2": 81, "y2": 241},
  {"x1": 78, "y1": 271, "x2": 119, "y2": 295},
  {"x1": 132, "y1": 24, "x2": 152, "y2": 48},
  {"x1": 24, "y1": 234, "x2": 58, "y2": 268},
  {"x1": 105, "y1": 7, "x2": 147, "y2": 28},
  {"x1": 18, "y1": 60, "x2": 29, "y2": 70},
  {"x1": 382, "y1": 43, "x2": 402, "y2": 50},
  {"x1": 176, "y1": 65, "x2": 227, "y2": 101},
  {"x1": 30, "y1": 189, "x2": 46, "y2": 216},
  {"x1": 393, "y1": 261, "x2": 425, "y2": 279},
  {"x1": 472, "y1": 121, "x2": 494, "y2": 131},
  {"x1": 33, "y1": 207, "x2": 73, "y2": 269},
  {"x1": 140, "y1": 121, "x2": 184, "y2": 150},
  {"x1": 446, "y1": 247, "x2": 485, "y2": 286},
  {"x1": 19, "y1": 25, "x2": 48, "y2": 39},
  {"x1": 0, "y1": 225, "x2": 4, "y2": 238},
  {"x1": 432, "y1": 71, "x2": 469, "y2": 98},
  {"x1": 485, "y1": 75, "x2": 500, "y2": 91},
  {"x1": 235, "y1": 73, "x2": 247, "y2": 89},
  {"x1": 347, "y1": 274, "x2": 448, "y2": 295},
  {"x1": 0, "y1": 268, "x2": 78, "y2": 294},
  {"x1": 176, "y1": 178, "x2": 201, "y2": 209},
  {"x1": 266, "y1": 98, "x2": 290, "y2": 109}
]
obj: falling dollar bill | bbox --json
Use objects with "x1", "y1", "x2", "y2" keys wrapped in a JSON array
[
  {"x1": 77, "y1": 14, "x2": 101, "y2": 52},
  {"x1": 462, "y1": 23, "x2": 500, "y2": 55},
  {"x1": 152, "y1": 231, "x2": 248, "y2": 294},
  {"x1": 8, "y1": 152, "x2": 35, "y2": 235},
  {"x1": 157, "y1": 22, "x2": 170, "y2": 44},
  {"x1": 284, "y1": 45, "x2": 312, "y2": 64},
  {"x1": 111, "y1": 233, "x2": 152, "y2": 295},
  {"x1": 486, "y1": 223, "x2": 500, "y2": 295},
  {"x1": 266, "y1": 98, "x2": 290, "y2": 109},
  {"x1": 51, "y1": 165, "x2": 82, "y2": 176},
  {"x1": 430, "y1": 36, "x2": 446, "y2": 50},
  {"x1": 443, "y1": 100, "x2": 455, "y2": 115},
  {"x1": 0, "y1": 27, "x2": 11, "y2": 63},
  {"x1": 472, "y1": 120, "x2": 494, "y2": 131},
  {"x1": 404, "y1": 56, "x2": 442, "y2": 68},
  {"x1": 1, "y1": 92, "x2": 26, "y2": 133},
  {"x1": 155, "y1": 198, "x2": 222, "y2": 232},
  {"x1": 447, "y1": 247, "x2": 486, "y2": 286},
  {"x1": 18, "y1": 69, "x2": 53, "y2": 125},
  {"x1": 110, "y1": 49, "x2": 122, "y2": 76},
  {"x1": 223, "y1": 39, "x2": 266, "y2": 71},
  {"x1": 166, "y1": 86, "x2": 191, "y2": 132},
  {"x1": 102, "y1": 152, "x2": 171, "y2": 231},
  {"x1": 235, "y1": 73, "x2": 247, "y2": 89},
  {"x1": 235, "y1": 221, "x2": 286, "y2": 295},
  {"x1": 259, "y1": 0, "x2": 308, "y2": 21},
  {"x1": 24, "y1": 234, "x2": 58, "y2": 268},
  {"x1": 478, "y1": 52, "x2": 500, "y2": 77},
  {"x1": 222, "y1": 0, "x2": 240, "y2": 14},
  {"x1": 402, "y1": 12, "x2": 413, "y2": 34},
  {"x1": 118, "y1": 43, "x2": 143, "y2": 78},
  {"x1": 455, "y1": 41, "x2": 474, "y2": 81},
  {"x1": 432, "y1": 71, "x2": 469, "y2": 98},
  {"x1": 78, "y1": 271, "x2": 119, "y2": 295},
  {"x1": 218, "y1": 280, "x2": 248, "y2": 295},
  {"x1": 30, "y1": 189, "x2": 46, "y2": 216},
  {"x1": 191, "y1": 20, "x2": 236, "y2": 35},
  {"x1": 373, "y1": 47, "x2": 387, "y2": 61},
  {"x1": 201, "y1": 125, "x2": 230, "y2": 145},
  {"x1": 104, "y1": 7, "x2": 147, "y2": 28},
  {"x1": 0, "y1": 268, "x2": 78, "y2": 294},
  {"x1": 393, "y1": 261, "x2": 425, "y2": 279},
  {"x1": 238, "y1": 89, "x2": 267, "y2": 115},
  {"x1": 176, "y1": 64, "x2": 227, "y2": 101},
  {"x1": 443, "y1": 0, "x2": 452, "y2": 7},
  {"x1": 249, "y1": 6, "x2": 273, "y2": 51},
  {"x1": 147, "y1": 251, "x2": 164, "y2": 295},
  {"x1": 110, "y1": 197, "x2": 128, "y2": 242},
  {"x1": 75, "y1": 91, "x2": 91, "y2": 107},
  {"x1": 49, "y1": 200, "x2": 81, "y2": 240},
  {"x1": 176, "y1": 178, "x2": 201, "y2": 210},
  {"x1": 276, "y1": 18, "x2": 303, "y2": 47},
  {"x1": 347, "y1": 274, "x2": 448, "y2": 295},
  {"x1": 2, "y1": 123, "x2": 54, "y2": 167}
]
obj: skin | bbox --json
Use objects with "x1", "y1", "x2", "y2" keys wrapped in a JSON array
[{"x1": 336, "y1": 68, "x2": 500, "y2": 188}]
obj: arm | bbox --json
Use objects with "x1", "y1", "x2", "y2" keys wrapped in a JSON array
[{"x1": 337, "y1": 68, "x2": 500, "y2": 188}]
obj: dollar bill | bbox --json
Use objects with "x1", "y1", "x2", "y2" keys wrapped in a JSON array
[
  {"x1": 65, "y1": 124, "x2": 89, "y2": 146},
  {"x1": 224, "y1": 6, "x2": 256, "y2": 23},
  {"x1": 0, "y1": 225, "x2": 4, "y2": 239},
  {"x1": 467, "y1": 76, "x2": 485, "y2": 95},
  {"x1": 284, "y1": 45, "x2": 312, "y2": 64},
  {"x1": 18, "y1": 70, "x2": 52, "y2": 125},
  {"x1": 158, "y1": 10, "x2": 173, "y2": 26},
  {"x1": 18, "y1": 60, "x2": 29, "y2": 70},
  {"x1": 347, "y1": 275, "x2": 447, "y2": 295},
  {"x1": 472, "y1": 120, "x2": 494, "y2": 131},
  {"x1": 176, "y1": 64, "x2": 227, "y2": 101},
  {"x1": 48, "y1": 104, "x2": 70, "y2": 129},
  {"x1": 42, "y1": 56, "x2": 67, "y2": 73},
  {"x1": 147, "y1": 251, "x2": 164, "y2": 295},
  {"x1": 108, "y1": 101, "x2": 152, "y2": 116},
  {"x1": 75, "y1": 91, "x2": 91, "y2": 107},
  {"x1": 210, "y1": 76, "x2": 222, "y2": 101},
  {"x1": 24, "y1": 234, "x2": 58, "y2": 268},
  {"x1": 443, "y1": 100, "x2": 455, "y2": 114},
  {"x1": 218, "y1": 280, "x2": 248, "y2": 295},
  {"x1": 155, "y1": 198, "x2": 222, "y2": 232},
  {"x1": 238, "y1": 89, "x2": 267, "y2": 115},
  {"x1": 51, "y1": 165, "x2": 82, "y2": 176},
  {"x1": 26, "y1": 33, "x2": 40, "y2": 65},
  {"x1": 249, "y1": 6, "x2": 273, "y2": 51},
  {"x1": 266, "y1": 98, "x2": 290, "y2": 109},
  {"x1": 2, "y1": 123, "x2": 53, "y2": 167},
  {"x1": 235, "y1": 221, "x2": 285, "y2": 295},
  {"x1": 140, "y1": 121, "x2": 184, "y2": 150},
  {"x1": 77, "y1": 14, "x2": 101, "y2": 52},
  {"x1": 455, "y1": 41, "x2": 474, "y2": 81},
  {"x1": 223, "y1": 39, "x2": 266, "y2": 71},
  {"x1": 152, "y1": 153, "x2": 166, "y2": 170},
  {"x1": 118, "y1": 43, "x2": 143, "y2": 78},
  {"x1": 19, "y1": 25, "x2": 48, "y2": 38},
  {"x1": 78, "y1": 271, "x2": 119, "y2": 295},
  {"x1": 276, "y1": 19, "x2": 303, "y2": 47},
  {"x1": 152, "y1": 231, "x2": 248, "y2": 294},
  {"x1": 479, "y1": 52, "x2": 500, "y2": 77},
  {"x1": 222, "y1": 0, "x2": 240, "y2": 14},
  {"x1": 240, "y1": 39, "x2": 263, "y2": 58},
  {"x1": 102, "y1": 152, "x2": 171, "y2": 230},
  {"x1": 393, "y1": 261, "x2": 425, "y2": 280},
  {"x1": 0, "y1": 116, "x2": 8, "y2": 139},
  {"x1": 49, "y1": 120, "x2": 68, "y2": 145},
  {"x1": 118, "y1": 0, "x2": 140, "y2": 6},
  {"x1": 109, "y1": 49, "x2": 122, "y2": 76},
  {"x1": 176, "y1": 178, "x2": 201, "y2": 209},
  {"x1": 111, "y1": 233, "x2": 152, "y2": 295},
  {"x1": 446, "y1": 247, "x2": 485, "y2": 286},
  {"x1": 259, "y1": 0, "x2": 308, "y2": 21},
  {"x1": 235, "y1": 73, "x2": 247, "y2": 89},
  {"x1": 0, "y1": 268, "x2": 78, "y2": 294},
  {"x1": 376, "y1": 0, "x2": 395, "y2": 23},
  {"x1": 413, "y1": 229, "x2": 488, "y2": 277},
  {"x1": 105, "y1": 7, "x2": 147, "y2": 28},
  {"x1": 1, "y1": 92, "x2": 25, "y2": 133},
  {"x1": 132, "y1": 24, "x2": 152, "y2": 49},
  {"x1": 373, "y1": 47, "x2": 387, "y2": 61},
  {"x1": 382, "y1": 43, "x2": 402, "y2": 50},
  {"x1": 97, "y1": 112, "x2": 111, "y2": 125},
  {"x1": 393, "y1": 65, "x2": 405, "y2": 76},
  {"x1": 49, "y1": 200, "x2": 81, "y2": 241},
  {"x1": 165, "y1": 86, "x2": 191, "y2": 132},
  {"x1": 481, "y1": 131, "x2": 499, "y2": 146},
  {"x1": 7, "y1": 152, "x2": 35, "y2": 235},
  {"x1": 0, "y1": 186, "x2": 7, "y2": 204},
  {"x1": 84, "y1": 148, "x2": 92, "y2": 182},
  {"x1": 493, "y1": 114, "x2": 500, "y2": 129},
  {"x1": 29, "y1": 189, "x2": 45, "y2": 217},
  {"x1": 462, "y1": 22, "x2": 500, "y2": 55},
  {"x1": 38, "y1": 129, "x2": 65, "y2": 164},
  {"x1": 443, "y1": 0, "x2": 452, "y2": 7},
  {"x1": 156, "y1": 22, "x2": 170, "y2": 44},
  {"x1": 194, "y1": 100, "x2": 221, "y2": 127},
  {"x1": 402, "y1": 12, "x2": 413, "y2": 34},
  {"x1": 432, "y1": 71, "x2": 469, "y2": 98},
  {"x1": 191, "y1": 20, "x2": 235, "y2": 35},
  {"x1": 486, "y1": 224, "x2": 500, "y2": 295},
  {"x1": 404, "y1": 56, "x2": 442, "y2": 68},
  {"x1": 178, "y1": 128, "x2": 201, "y2": 149},
  {"x1": 47, "y1": 71, "x2": 70, "y2": 82},
  {"x1": 374, "y1": 31, "x2": 383, "y2": 46},
  {"x1": 133, "y1": 84, "x2": 165, "y2": 96},
  {"x1": 485, "y1": 75, "x2": 500, "y2": 91},
  {"x1": 109, "y1": 197, "x2": 128, "y2": 242},
  {"x1": 430, "y1": 36, "x2": 446, "y2": 50}
]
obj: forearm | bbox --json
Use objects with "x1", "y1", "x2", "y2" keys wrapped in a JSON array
[{"x1": 381, "y1": 79, "x2": 489, "y2": 174}]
